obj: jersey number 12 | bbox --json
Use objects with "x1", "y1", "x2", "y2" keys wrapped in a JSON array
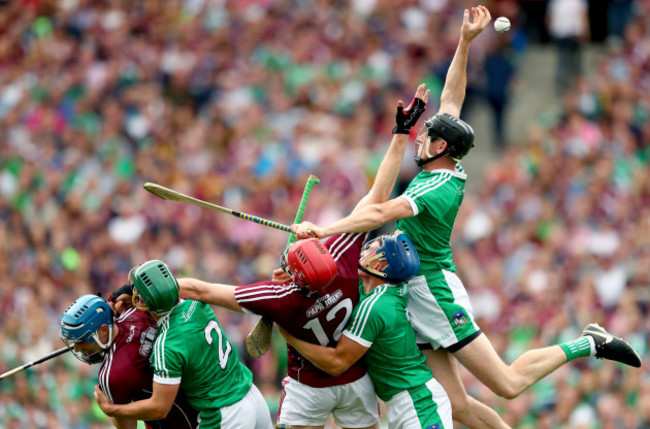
[{"x1": 302, "y1": 298, "x2": 353, "y2": 346}]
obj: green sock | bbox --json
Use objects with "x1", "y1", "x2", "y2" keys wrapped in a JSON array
[{"x1": 559, "y1": 336, "x2": 593, "y2": 361}]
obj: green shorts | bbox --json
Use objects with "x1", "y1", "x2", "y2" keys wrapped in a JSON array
[
  {"x1": 406, "y1": 270, "x2": 481, "y2": 351},
  {"x1": 385, "y1": 378, "x2": 452, "y2": 428}
]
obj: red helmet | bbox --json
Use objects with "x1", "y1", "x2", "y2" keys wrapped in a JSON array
[{"x1": 285, "y1": 238, "x2": 337, "y2": 292}]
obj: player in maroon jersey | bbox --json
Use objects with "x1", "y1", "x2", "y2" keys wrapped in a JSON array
[
  {"x1": 60, "y1": 294, "x2": 199, "y2": 429},
  {"x1": 177, "y1": 84, "x2": 431, "y2": 429},
  {"x1": 179, "y1": 234, "x2": 376, "y2": 428}
]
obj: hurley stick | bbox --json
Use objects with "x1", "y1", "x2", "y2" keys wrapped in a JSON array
[
  {"x1": 144, "y1": 182, "x2": 292, "y2": 233},
  {"x1": 245, "y1": 175, "x2": 320, "y2": 358},
  {"x1": 0, "y1": 345, "x2": 73, "y2": 381}
]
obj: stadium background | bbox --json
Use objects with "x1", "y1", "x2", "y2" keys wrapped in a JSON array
[{"x1": 0, "y1": 0, "x2": 648, "y2": 427}]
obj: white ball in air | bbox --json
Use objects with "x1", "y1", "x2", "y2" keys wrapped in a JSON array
[{"x1": 494, "y1": 17, "x2": 511, "y2": 33}]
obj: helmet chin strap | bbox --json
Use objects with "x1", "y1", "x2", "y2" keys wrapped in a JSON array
[
  {"x1": 91, "y1": 324, "x2": 115, "y2": 351},
  {"x1": 415, "y1": 138, "x2": 449, "y2": 167}
]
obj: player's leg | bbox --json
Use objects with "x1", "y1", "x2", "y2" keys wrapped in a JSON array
[
  {"x1": 423, "y1": 348, "x2": 510, "y2": 429},
  {"x1": 276, "y1": 376, "x2": 336, "y2": 429},
  {"x1": 330, "y1": 373, "x2": 380, "y2": 429},
  {"x1": 218, "y1": 383, "x2": 273, "y2": 429},
  {"x1": 407, "y1": 272, "x2": 510, "y2": 429},
  {"x1": 454, "y1": 324, "x2": 642, "y2": 399},
  {"x1": 453, "y1": 333, "x2": 566, "y2": 399},
  {"x1": 384, "y1": 378, "x2": 451, "y2": 429}
]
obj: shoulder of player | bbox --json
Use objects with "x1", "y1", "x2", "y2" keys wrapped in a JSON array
[
  {"x1": 357, "y1": 286, "x2": 397, "y2": 316},
  {"x1": 326, "y1": 232, "x2": 366, "y2": 256},
  {"x1": 115, "y1": 307, "x2": 156, "y2": 339},
  {"x1": 404, "y1": 170, "x2": 465, "y2": 199}
]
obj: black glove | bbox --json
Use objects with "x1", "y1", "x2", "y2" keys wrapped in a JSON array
[
  {"x1": 109, "y1": 283, "x2": 133, "y2": 302},
  {"x1": 392, "y1": 97, "x2": 427, "y2": 135}
]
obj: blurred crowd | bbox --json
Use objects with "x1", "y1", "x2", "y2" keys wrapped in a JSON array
[{"x1": 0, "y1": 0, "x2": 648, "y2": 428}]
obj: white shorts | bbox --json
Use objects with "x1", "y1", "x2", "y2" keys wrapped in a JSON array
[
  {"x1": 407, "y1": 271, "x2": 480, "y2": 350},
  {"x1": 199, "y1": 384, "x2": 273, "y2": 429},
  {"x1": 277, "y1": 374, "x2": 379, "y2": 428},
  {"x1": 385, "y1": 378, "x2": 452, "y2": 429}
]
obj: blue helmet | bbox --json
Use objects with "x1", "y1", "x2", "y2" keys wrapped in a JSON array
[
  {"x1": 359, "y1": 232, "x2": 420, "y2": 284},
  {"x1": 60, "y1": 295, "x2": 114, "y2": 364}
]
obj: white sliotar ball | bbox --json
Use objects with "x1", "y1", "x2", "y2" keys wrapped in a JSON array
[{"x1": 494, "y1": 16, "x2": 511, "y2": 33}]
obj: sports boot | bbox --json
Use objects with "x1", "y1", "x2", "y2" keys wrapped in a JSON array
[{"x1": 581, "y1": 323, "x2": 642, "y2": 368}]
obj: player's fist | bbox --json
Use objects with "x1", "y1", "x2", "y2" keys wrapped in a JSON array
[
  {"x1": 272, "y1": 268, "x2": 292, "y2": 283},
  {"x1": 108, "y1": 283, "x2": 134, "y2": 315}
]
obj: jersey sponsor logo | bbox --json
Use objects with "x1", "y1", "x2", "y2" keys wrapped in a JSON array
[
  {"x1": 452, "y1": 310, "x2": 468, "y2": 327},
  {"x1": 181, "y1": 301, "x2": 198, "y2": 322},
  {"x1": 306, "y1": 289, "x2": 343, "y2": 318},
  {"x1": 140, "y1": 327, "x2": 157, "y2": 357},
  {"x1": 427, "y1": 424, "x2": 440, "y2": 429},
  {"x1": 126, "y1": 324, "x2": 137, "y2": 343}
]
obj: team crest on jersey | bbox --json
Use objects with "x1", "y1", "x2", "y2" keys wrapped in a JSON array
[
  {"x1": 306, "y1": 289, "x2": 343, "y2": 318},
  {"x1": 458, "y1": 186, "x2": 465, "y2": 196},
  {"x1": 452, "y1": 310, "x2": 468, "y2": 327},
  {"x1": 139, "y1": 327, "x2": 157, "y2": 357}
]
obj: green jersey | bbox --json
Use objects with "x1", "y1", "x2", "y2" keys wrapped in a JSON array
[
  {"x1": 343, "y1": 283, "x2": 433, "y2": 401},
  {"x1": 152, "y1": 300, "x2": 253, "y2": 411},
  {"x1": 396, "y1": 165, "x2": 467, "y2": 272}
]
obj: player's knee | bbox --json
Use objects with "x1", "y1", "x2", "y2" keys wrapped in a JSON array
[
  {"x1": 490, "y1": 380, "x2": 521, "y2": 399},
  {"x1": 447, "y1": 392, "x2": 472, "y2": 417}
]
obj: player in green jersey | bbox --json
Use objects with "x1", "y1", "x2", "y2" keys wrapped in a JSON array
[
  {"x1": 292, "y1": 5, "x2": 642, "y2": 429},
  {"x1": 94, "y1": 260, "x2": 273, "y2": 429},
  {"x1": 279, "y1": 232, "x2": 452, "y2": 429}
]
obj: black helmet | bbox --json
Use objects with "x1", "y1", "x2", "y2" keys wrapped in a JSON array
[{"x1": 415, "y1": 113, "x2": 475, "y2": 167}]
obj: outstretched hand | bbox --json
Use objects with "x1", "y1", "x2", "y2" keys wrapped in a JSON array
[
  {"x1": 393, "y1": 83, "x2": 430, "y2": 135},
  {"x1": 292, "y1": 221, "x2": 324, "y2": 239},
  {"x1": 461, "y1": 5, "x2": 491, "y2": 43}
]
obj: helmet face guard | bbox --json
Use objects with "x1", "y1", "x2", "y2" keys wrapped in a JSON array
[
  {"x1": 284, "y1": 238, "x2": 337, "y2": 293},
  {"x1": 130, "y1": 260, "x2": 180, "y2": 316},
  {"x1": 60, "y1": 295, "x2": 114, "y2": 364},
  {"x1": 359, "y1": 232, "x2": 420, "y2": 284},
  {"x1": 415, "y1": 113, "x2": 475, "y2": 167}
]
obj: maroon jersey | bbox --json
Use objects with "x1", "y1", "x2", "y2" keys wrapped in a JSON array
[
  {"x1": 235, "y1": 232, "x2": 367, "y2": 388},
  {"x1": 98, "y1": 307, "x2": 199, "y2": 428}
]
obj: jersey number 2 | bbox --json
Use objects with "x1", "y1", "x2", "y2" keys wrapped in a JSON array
[
  {"x1": 204, "y1": 320, "x2": 232, "y2": 369},
  {"x1": 302, "y1": 298, "x2": 353, "y2": 346}
]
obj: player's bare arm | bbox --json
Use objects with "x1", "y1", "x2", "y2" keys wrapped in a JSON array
[
  {"x1": 294, "y1": 198, "x2": 414, "y2": 239},
  {"x1": 111, "y1": 416, "x2": 137, "y2": 429},
  {"x1": 292, "y1": 83, "x2": 428, "y2": 240},
  {"x1": 358, "y1": 83, "x2": 430, "y2": 212},
  {"x1": 94, "y1": 382, "x2": 180, "y2": 421},
  {"x1": 177, "y1": 278, "x2": 243, "y2": 313},
  {"x1": 439, "y1": 5, "x2": 491, "y2": 117},
  {"x1": 277, "y1": 325, "x2": 368, "y2": 376}
]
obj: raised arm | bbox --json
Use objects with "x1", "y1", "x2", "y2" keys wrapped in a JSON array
[
  {"x1": 355, "y1": 84, "x2": 430, "y2": 212},
  {"x1": 276, "y1": 325, "x2": 368, "y2": 376},
  {"x1": 177, "y1": 278, "x2": 243, "y2": 313},
  {"x1": 439, "y1": 6, "x2": 491, "y2": 117}
]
